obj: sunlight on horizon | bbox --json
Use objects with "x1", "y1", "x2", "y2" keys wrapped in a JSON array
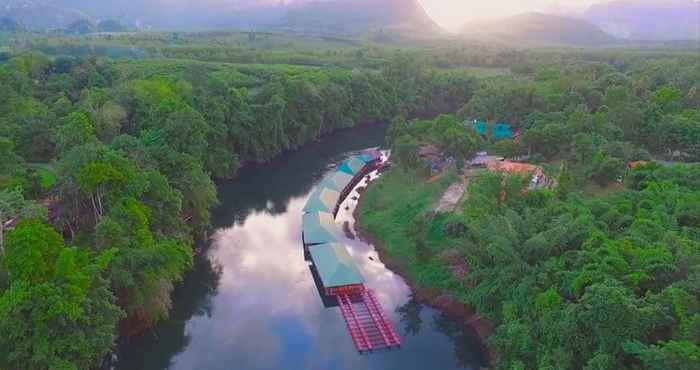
[{"x1": 417, "y1": 0, "x2": 604, "y2": 29}]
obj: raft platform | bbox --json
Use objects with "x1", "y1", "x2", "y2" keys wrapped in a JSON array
[{"x1": 301, "y1": 149, "x2": 401, "y2": 354}]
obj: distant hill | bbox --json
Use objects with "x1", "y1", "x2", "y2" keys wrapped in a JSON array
[
  {"x1": 279, "y1": 0, "x2": 442, "y2": 36},
  {"x1": 461, "y1": 13, "x2": 617, "y2": 46},
  {"x1": 0, "y1": 0, "x2": 442, "y2": 37},
  {"x1": 584, "y1": 0, "x2": 700, "y2": 40},
  {"x1": 97, "y1": 19, "x2": 128, "y2": 33},
  {"x1": 0, "y1": 1, "x2": 89, "y2": 30},
  {"x1": 64, "y1": 18, "x2": 95, "y2": 34}
]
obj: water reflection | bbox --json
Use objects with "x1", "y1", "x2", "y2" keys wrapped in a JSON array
[
  {"x1": 396, "y1": 296, "x2": 424, "y2": 337},
  {"x1": 117, "y1": 124, "x2": 486, "y2": 370},
  {"x1": 116, "y1": 254, "x2": 222, "y2": 369}
]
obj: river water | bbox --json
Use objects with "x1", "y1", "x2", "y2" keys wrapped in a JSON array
[{"x1": 117, "y1": 124, "x2": 487, "y2": 370}]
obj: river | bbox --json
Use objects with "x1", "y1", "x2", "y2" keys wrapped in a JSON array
[{"x1": 116, "y1": 123, "x2": 488, "y2": 370}]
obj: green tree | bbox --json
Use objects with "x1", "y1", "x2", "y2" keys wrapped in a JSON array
[
  {"x1": 0, "y1": 221, "x2": 121, "y2": 370},
  {"x1": 56, "y1": 112, "x2": 96, "y2": 154},
  {"x1": 393, "y1": 135, "x2": 420, "y2": 169},
  {"x1": 0, "y1": 188, "x2": 45, "y2": 255}
]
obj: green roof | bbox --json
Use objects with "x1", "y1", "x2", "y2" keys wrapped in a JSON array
[
  {"x1": 302, "y1": 212, "x2": 339, "y2": 245},
  {"x1": 317, "y1": 177, "x2": 340, "y2": 191},
  {"x1": 303, "y1": 186, "x2": 340, "y2": 214},
  {"x1": 325, "y1": 171, "x2": 354, "y2": 191},
  {"x1": 309, "y1": 243, "x2": 364, "y2": 288}
]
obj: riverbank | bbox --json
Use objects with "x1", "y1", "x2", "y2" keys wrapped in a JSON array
[
  {"x1": 117, "y1": 127, "x2": 491, "y2": 370},
  {"x1": 353, "y1": 168, "x2": 495, "y2": 361}
]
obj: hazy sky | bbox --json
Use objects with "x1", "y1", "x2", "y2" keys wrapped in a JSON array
[{"x1": 417, "y1": 0, "x2": 603, "y2": 29}]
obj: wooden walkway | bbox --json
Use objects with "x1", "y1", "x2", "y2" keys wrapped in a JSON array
[{"x1": 337, "y1": 290, "x2": 401, "y2": 353}]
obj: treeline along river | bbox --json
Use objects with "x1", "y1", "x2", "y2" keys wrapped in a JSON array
[{"x1": 116, "y1": 124, "x2": 488, "y2": 370}]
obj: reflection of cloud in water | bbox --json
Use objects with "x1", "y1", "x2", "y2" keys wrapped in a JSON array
[
  {"x1": 161, "y1": 162, "x2": 485, "y2": 370},
  {"x1": 170, "y1": 197, "x2": 317, "y2": 370}
]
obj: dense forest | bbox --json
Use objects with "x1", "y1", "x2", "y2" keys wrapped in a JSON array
[
  {"x1": 0, "y1": 28, "x2": 699, "y2": 369},
  {"x1": 0, "y1": 33, "x2": 481, "y2": 369},
  {"x1": 360, "y1": 45, "x2": 700, "y2": 370}
]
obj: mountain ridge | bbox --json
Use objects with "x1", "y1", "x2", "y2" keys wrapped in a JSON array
[
  {"x1": 461, "y1": 12, "x2": 617, "y2": 46},
  {"x1": 0, "y1": 0, "x2": 442, "y2": 36},
  {"x1": 583, "y1": 0, "x2": 700, "y2": 40}
]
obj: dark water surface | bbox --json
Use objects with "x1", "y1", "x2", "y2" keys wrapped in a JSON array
[{"x1": 117, "y1": 124, "x2": 487, "y2": 370}]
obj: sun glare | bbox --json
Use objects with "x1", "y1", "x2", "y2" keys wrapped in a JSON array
[{"x1": 417, "y1": 0, "x2": 603, "y2": 29}]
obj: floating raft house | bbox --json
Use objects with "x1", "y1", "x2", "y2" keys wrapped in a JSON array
[
  {"x1": 300, "y1": 151, "x2": 400, "y2": 354},
  {"x1": 309, "y1": 243, "x2": 364, "y2": 295},
  {"x1": 303, "y1": 186, "x2": 341, "y2": 214},
  {"x1": 302, "y1": 212, "x2": 339, "y2": 246}
]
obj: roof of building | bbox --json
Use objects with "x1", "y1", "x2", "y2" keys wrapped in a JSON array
[
  {"x1": 493, "y1": 123, "x2": 514, "y2": 140},
  {"x1": 472, "y1": 120, "x2": 487, "y2": 136},
  {"x1": 324, "y1": 171, "x2": 354, "y2": 191},
  {"x1": 302, "y1": 212, "x2": 339, "y2": 245},
  {"x1": 487, "y1": 161, "x2": 543, "y2": 177},
  {"x1": 418, "y1": 145, "x2": 441, "y2": 157},
  {"x1": 303, "y1": 186, "x2": 340, "y2": 214},
  {"x1": 358, "y1": 149, "x2": 381, "y2": 164},
  {"x1": 471, "y1": 120, "x2": 514, "y2": 140},
  {"x1": 337, "y1": 156, "x2": 367, "y2": 176},
  {"x1": 309, "y1": 243, "x2": 365, "y2": 288},
  {"x1": 471, "y1": 153, "x2": 504, "y2": 166},
  {"x1": 628, "y1": 161, "x2": 650, "y2": 169}
]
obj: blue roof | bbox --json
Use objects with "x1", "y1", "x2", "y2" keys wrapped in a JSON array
[
  {"x1": 303, "y1": 186, "x2": 340, "y2": 214},
  {"x1": 357, "y1": 150, "x2": 380, "y2": 164},
  {"x1": 337, "y1": 157, "x2": 366, "y2": 176},
  {"x1": 471, "y1": 120, "x2": 513, "y2": 140},
  {"x1": 325, "y1": 171, "x2": 354, "y2": 191},
  {"x1": 337, "y1": 162, "x2": 355, "y2": 175},
  {"x1": 302, "y1": 212, "x2": 339, "y2": 245},
  {"x1": 472, "y1": 120, "x2": 486, "y2": 136},
  {"x1": 493, "y1": 122, "x2": 513, "y2": 140}
]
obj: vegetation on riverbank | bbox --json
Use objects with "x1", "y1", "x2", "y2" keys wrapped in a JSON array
[
  {"x1": 0, "y1": 28, "x2": 699, "y2": 369},
  {"x1": 0, "y1": 34, "x2": 481, "y2": 369},
  {"x1": 359, "y1": 51, "x2": 700, "y2": 369},
  {"x1": 362, "y1": 162, "x2": 700, "y2": 370}
]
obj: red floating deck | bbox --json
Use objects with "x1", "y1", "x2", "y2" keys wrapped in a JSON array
[{"x1": 337, "y1": 289, "x2": 401, "y2": 353}]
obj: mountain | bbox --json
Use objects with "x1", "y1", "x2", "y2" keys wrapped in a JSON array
[
  {"x1": 64, "y1": 18, "x2": 95, "y2": 34},
  {"x1": 461, "y1": 13, "x2": 617, "y2": 46},
  {"x1": 0, "y1": 1, "x2": 88, "y2": 30},
  {"x1": 0, "y1": 0, "x2": 441, "y2": 36},
  {"x1": 97, "y1": 19, "x2": 129, "y2": 33},
  {"x1": 584, "y1": 0, "x2": 700, "y2": 40},
  {"x1": 279, "y1": 0, "x2": 441, "y2": 36}
]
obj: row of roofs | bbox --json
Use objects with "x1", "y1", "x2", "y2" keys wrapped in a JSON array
[{"x1": 302, "y1": 150, "x2": 381, "y2": 292}]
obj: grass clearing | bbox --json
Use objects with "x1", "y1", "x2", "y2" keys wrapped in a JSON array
[{"x1": 358, "y1": 168, "x2": 459, "y2": 288}]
